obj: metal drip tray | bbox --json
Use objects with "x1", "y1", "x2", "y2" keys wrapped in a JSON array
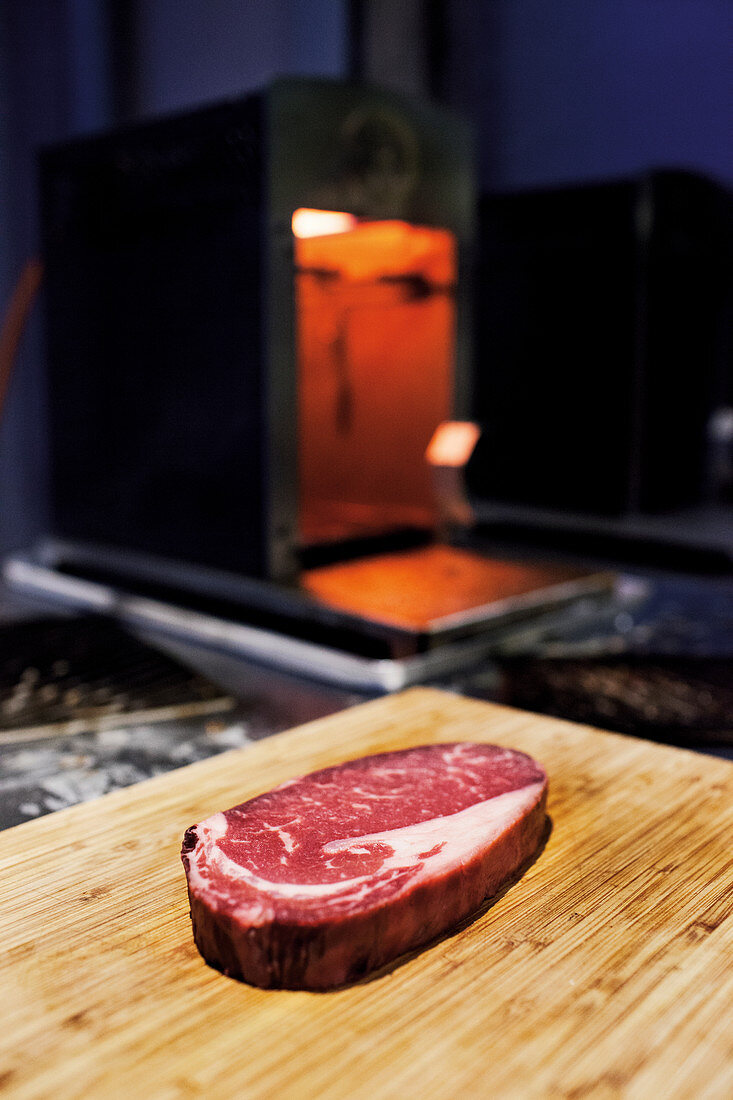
[{"x1": 4, "y1": 542, "x2": 617, "y2": 692}]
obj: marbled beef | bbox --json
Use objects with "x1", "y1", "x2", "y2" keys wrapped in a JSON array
[{"x1": 181, "y1": 742, "x2": 547, "y2": 990}]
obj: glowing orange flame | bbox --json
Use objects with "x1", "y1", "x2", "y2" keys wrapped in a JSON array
[
  {"x1": 425, "y1": 422, "x2": 481, "y2": 468},
  {"x1": 292, "y1": 208, "x2": 357, "y2": 239}
]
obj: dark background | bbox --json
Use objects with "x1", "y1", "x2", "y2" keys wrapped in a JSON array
[{"x1": 1, "y1": 0, "x2": 731, "y2": 556}]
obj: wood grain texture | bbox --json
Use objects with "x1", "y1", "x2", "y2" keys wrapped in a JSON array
[{"x1": 1, "y1": 687, "x2": 732, "y2": 1100}]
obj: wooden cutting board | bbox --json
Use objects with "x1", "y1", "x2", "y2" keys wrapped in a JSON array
[{"x1": 2, "y1": 688, "x2": 732, "y2": 1099}]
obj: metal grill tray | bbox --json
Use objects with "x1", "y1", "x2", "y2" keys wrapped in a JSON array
[{"x1": 4, "y1": 544, "x2": 617, "y2": 693}]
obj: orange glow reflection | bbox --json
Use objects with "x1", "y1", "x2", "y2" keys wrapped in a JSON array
[
  {"x1": 425, "y1": 422, "x2": 481, "y2": 468},
  {"x1": 295, "y1": 218, "x2": 457, "y2": 546}
]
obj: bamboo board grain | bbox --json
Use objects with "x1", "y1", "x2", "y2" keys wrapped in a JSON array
[{"x1": 1, "y1": 687, "x2": 732, "y2": 1100}]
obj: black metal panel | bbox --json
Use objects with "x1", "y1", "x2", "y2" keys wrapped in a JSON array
[
  {"x1": 640, "y1": 171, "x2": 733, "y2": 511},
  {"x1": 469, "y1": 178, "x2": 639, "y2": 516},
  {"x1": 469, "y1": 170, "x2": 732, "y2": 517},
  {"x1": 41, "y1": 94, "x2": 270, "y2": 576}
]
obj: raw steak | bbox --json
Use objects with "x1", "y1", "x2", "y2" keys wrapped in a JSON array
[{"x1": 181, "y1": 742, "x2": 547, "y2": 990}]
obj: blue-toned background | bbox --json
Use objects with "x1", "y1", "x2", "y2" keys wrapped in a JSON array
[{"x1": 0, "y1": 0, "x2": 730, "y2": 553}]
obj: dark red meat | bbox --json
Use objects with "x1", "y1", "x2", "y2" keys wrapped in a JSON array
[{"x1": 181, "y1": 742, "x2": 547, "y2": 990}]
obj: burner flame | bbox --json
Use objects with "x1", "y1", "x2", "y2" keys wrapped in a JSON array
[{"x1": 292, "y1": 209, "x2": 357, "y2": 239}]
